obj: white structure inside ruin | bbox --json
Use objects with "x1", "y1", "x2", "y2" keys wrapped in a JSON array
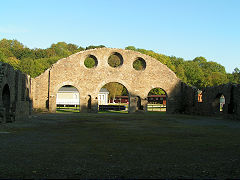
[{"x1": 56, "y1": 87, "x2": 109, "y2": 106}]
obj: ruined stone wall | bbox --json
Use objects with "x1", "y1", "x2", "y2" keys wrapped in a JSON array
[
  {"x1": 181, "y1": 83, "x2": 240, "y2": 120},
  {"x1": 0, "y1": 62, "x2": 31, "y2": 123},
  {"x1": 32, "y1": 48, "x2": 182, "y2": 113},
  {"x1": 233, "y1": 84, "x2": 240, "y2": 120},
  {"x1": 179, "y1": 83, "x2": 198, "y2": 114}
]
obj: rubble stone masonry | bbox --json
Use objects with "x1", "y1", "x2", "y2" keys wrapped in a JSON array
[{"x1": 1, "y1": 48, "x2": 239, "y2": 122}]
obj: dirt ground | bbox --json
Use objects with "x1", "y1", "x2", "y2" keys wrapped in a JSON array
[{"x1": 0, "y1": 112, "x2": 240, "y2": 179}]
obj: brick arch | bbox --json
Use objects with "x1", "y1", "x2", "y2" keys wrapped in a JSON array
[{"x1": 32, "y1": 48, "x2": 182, "y2": 113}]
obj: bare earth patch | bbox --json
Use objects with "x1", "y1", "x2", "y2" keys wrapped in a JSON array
[{"x1": 0, "y1": 112, "x2": 240, "y2": 179}]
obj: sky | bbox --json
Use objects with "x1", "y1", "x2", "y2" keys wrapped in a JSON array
[{"x1": 0, "y1": 0, "x2": 239, "y2": 73}]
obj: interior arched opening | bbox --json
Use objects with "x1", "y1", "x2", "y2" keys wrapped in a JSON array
[
  {"x1": 56, "y1": 85, "x2": 80, "y2": 113},
  {"x1": 2, "y1": 84, "x2": 11, "y2": 121},
  {"x1": 215, "y1": 93, "x2": 225, "y2": 112},
  {"x1": 98, "y1": 82, "x2": 129, "y2": 113},
  {"x1": 147, "y1": 87, "x2": 167, "y2": 112}
]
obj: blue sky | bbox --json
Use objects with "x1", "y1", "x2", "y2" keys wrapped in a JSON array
[{"x1": 0, "y1": 0, "x2": 239, "y2": 73}]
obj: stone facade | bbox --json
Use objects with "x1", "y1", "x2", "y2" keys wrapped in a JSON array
[
  {"x1": 31, "y1": 48, "x2": 183, "y2": 113},
  {"x1": 1, "y1": 47, "x2": 239, "y2": 121},
  {"x1": 0, "y1": 62, "x2": 32, "y2": 123}
]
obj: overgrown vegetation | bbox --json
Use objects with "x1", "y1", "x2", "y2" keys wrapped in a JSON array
[{"x1": 0, "y1": 39, "x2": 239, "y2": 89}]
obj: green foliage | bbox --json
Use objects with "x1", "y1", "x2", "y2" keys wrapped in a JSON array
[
  {"x1": 19, "y1": 56, "x2": 60, "y2": 77},
  {"x1": 103, "y1": 82, "x2": 125, "y2": 99},
  {"x1": 206, "y1": 72, "x2": 229, "y2": 86},
  {"x1": 193, "y1": 56, "x2": 207, "y2": 65},
  {"x1": 0, "y1": 50, "x2": 6, "y2": 61},
  {"x1": 85, "y1": 45, "x2": 105, "y2": 50},
  {"x1": 126, "y1": 46, "x2": 239, "y2": 88},
  {"x1": 50, "y1": 42, "x2": 72, "y2": 57},
  {"x1": 229, "y1": 68, "x2": 240, "y2": 84},
  {"x1": 108, "y1": 54, "x2": 121, "y2": 67},
  {"x1": 125, "y1": 46, "x2": 136, "y2": 51},
  {"x1": 0, "y1": 38, "x2": 239, "y2": 88},
  {"x1": 133, "y1": 58, "x2": 146, "y2": 70},
  {"x1": 84, "y1": 56, "x2": 96, "y2": 68},
  {"x1": 184, "y1": 61, "x2": 204, "y2": 87},
  {"x1": 148, "y1": 88, "x2": 166, "y2": 96}
]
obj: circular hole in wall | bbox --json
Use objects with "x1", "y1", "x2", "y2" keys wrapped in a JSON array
[
  {"x1": 84, "y1": 55, "x2": 98, "y2": 68},
  {"x1": 108, "y1": 52, "x2": 123, "y2": 68},
  {"x1": 133, "y1": 57, "x2": 146, "y2": 70}
]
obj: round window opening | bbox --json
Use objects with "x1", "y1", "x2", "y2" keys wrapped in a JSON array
[
  {"x1": 133, "y1": 57, "x2": 146, "y2": 70},
  {"x1": 108, "y1": 52, "x2": 123, "y2": 68},
  {"x1": 84, "y1": 55, "x2": 98, "y2": 68}
]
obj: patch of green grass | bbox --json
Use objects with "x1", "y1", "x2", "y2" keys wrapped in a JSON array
[{"x1": 56, "y1": 107, "x2": 80, "y2": 113}]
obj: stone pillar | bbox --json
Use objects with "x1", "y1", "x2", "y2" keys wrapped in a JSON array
[
  {"x1": 49, "y1": 95, "x2": 56, "y2": 113},
  {"x1": 80, "y1": 96, "x2": 88, "y2": 113},
  {"x1": 91, "y1": 97, "x2": 98, "y2": 113},
  {"x1": 142, "y1": 99, "x2": 148, "y2": 112},
  {"x1": 129, "y1": 95, "x2": 137, "y2": 113}
]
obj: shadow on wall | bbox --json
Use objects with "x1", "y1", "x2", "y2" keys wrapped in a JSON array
[{"x1": 182, "y1": 83, "x2": 240, "y2": 120}]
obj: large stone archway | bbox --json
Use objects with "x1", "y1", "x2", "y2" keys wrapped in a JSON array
[{"x1": 31, "y1": 48, "x2": 182, "y2": 113}]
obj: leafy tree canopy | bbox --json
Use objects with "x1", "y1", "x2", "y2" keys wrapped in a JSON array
[{"x1": 0, "y1": 38, "x2": 239, "y2": 89}]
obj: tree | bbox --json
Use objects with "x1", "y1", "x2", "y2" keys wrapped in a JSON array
[
  {"x1": 50, "y1": 42, "x2": 72, "y2": 57},
  {"x1": 3, "y1": 57, "x2": 20, "y2": 69},
  {"x1": 125, "y1": 46, "x2": 136, "y2": 51},
  {"x1": 0, "y1": 50, "x2": 6, "y2": 61},
  {"x1": 183, "y1": 61, "x2": 204, "y2": 88},
  {"x1": 103, "y1": 82, "x2": 124, "y2": 101},
  {"x1": 207, "y1": 72, "x2": 229, "y2": 86},
  {"x1": 175, "y1": 65, "x2": 187, "y2": 83},
  {"x1": 108, "y1": 54, "x2": 121, "y2": 67},
  {"x1": 148, "y1": 88, "x2": 166, "y2": 95},
  {"x1": 85, "y1": 45, "x2": 105, "y2": 50},
  {"x1": 133, "y1": 58, "x2": 145, "y2": 70},
  {"x1": 193, "y1": 56, "x2": 207, "y2": 66},
  {"x1": 84, "y1": 56, "x2": 96, "y2": 68},
  {"x1": 202, "y1": 61, "x2": 226, "y2": 74},
  {"x1": 230, "y1": 67, "x2": 240, "y2": 84}
]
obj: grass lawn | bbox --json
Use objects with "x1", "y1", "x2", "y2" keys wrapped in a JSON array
[{"x1": 0, "y1": 112, "x2": 240, "y2": 179}]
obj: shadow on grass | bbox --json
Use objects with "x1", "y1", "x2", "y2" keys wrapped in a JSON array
[{"x1": 98, "y1": 110, "x2": 128, "y2": 114}]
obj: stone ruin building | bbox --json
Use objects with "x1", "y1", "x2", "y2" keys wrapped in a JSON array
[
  {"x1": 0, "y1": 62, "x2": 31, "y2": 123},
  {"x1": 0, "y1": 48, "x2": 239, "y2": 123}
]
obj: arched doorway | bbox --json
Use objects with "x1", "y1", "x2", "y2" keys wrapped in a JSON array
[
  {"x1": 147, "y1": 88, "x2": 167, "y2": 112},
  {"x1": 219, "y1": 94, "x2": 225, "y2": 112},
  {"x1": 98, "y1": 82, "x2": 129, "y2": 113},
  {"x1": 56, "y1": 85, "x2": 80, "y2": 113},
  {"x1": 213, "y1": 93, "x2": 225, "y2": 113},
  {"x1": 2, "y1": 84, "x2": 11, "y2": 121}
]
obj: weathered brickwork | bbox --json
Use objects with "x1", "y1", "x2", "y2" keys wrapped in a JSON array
[
  {"x1": 31, "y1": 48, "x2": 183, "y2": 113},
  {"x1": 0, "y1": 62, "x2": 32, "y2": 123}
]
